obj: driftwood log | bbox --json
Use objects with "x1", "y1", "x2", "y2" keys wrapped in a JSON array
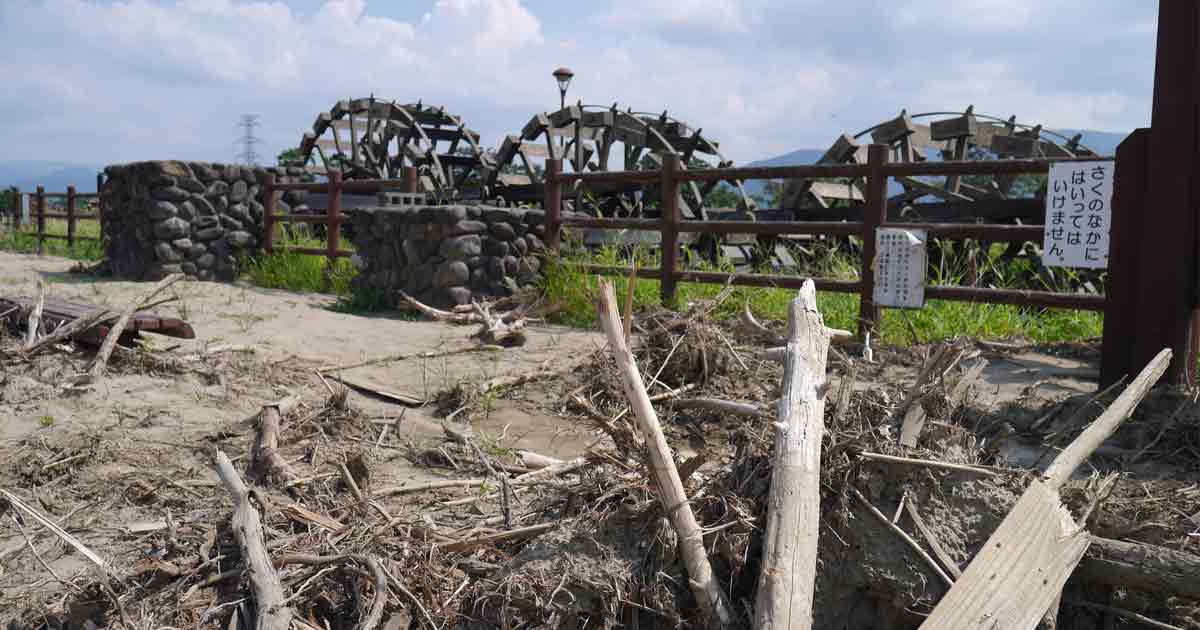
[
  {"x1": 594, "y1": 278, "x2": 733, "y2": 628},
  {"x1": 214, "y1": 449, "x2": 292, "y2": 630},
  {"x1": 22, "y1": 280, "x2": 44, "y2": 350},
  {"x1": 918, "y1": 348, "x2": 1172, "y2": 630},
  {"x1": 753, "y1": 280, "x2": 833, "y2": 630},
  {"x1": 253, "y1": 396, "x2": 301, "y2": 486}
]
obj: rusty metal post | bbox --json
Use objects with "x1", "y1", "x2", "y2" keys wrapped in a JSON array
[
  {"x1": 9, "y1": 187, "x2": 19, "y2": 232},
  {"x1": 35, "y1": 186, "x2": 46, "y2": 255},
  {"x1": 544, "y1": 159, "x2": 563, "y2": 254},
  {"x1": 95, "y1": 173, "x2": 105, "y2": 243},
  {"x1": 659, "y1": 154, "x2": 682, "y2": 306},
  {"x1": 66, "y1": 185, "x2": 76, "y2": 249},
  {"x1": 261, "y1": 172, "x2": 276, "y2": 254},
  {"x1": 325, "y1": 170, "x2": 343, "y2": 290},
  {"x1": 1101, "y1": 130, "x2": 1151, "y2": 387},
  {"x1": 1126, "y1": 0, "x2": 1200, "y2": 385},
  {"x1": 858, "y1": 144, "x2": 889, "y2": 338},
  {"x1": 402, "y1": 166, "x2": 418, "y2": 194}
]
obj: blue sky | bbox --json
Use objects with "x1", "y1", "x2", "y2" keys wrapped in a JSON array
[{"x1": 0, "y1": 1, "x2": 1159, "y2": 166}]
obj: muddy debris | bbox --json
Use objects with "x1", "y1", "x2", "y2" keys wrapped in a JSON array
[{"x1": 0, "y1": 282, "x2": 1198, "y2": 630}]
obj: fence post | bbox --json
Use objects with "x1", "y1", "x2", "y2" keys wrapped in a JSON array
[
  {"x1": 36, "y1": 186, "x2": 46, "y2": 255},
  {"x1": 261, "y1": 172, "x2": 276, "y2": 255},
  {"x1": 402, "y1": 166, "x2": 418, "y2": 194},
  {"x1": 858, "y1": 144, "x2": 890, "y2": 338},
  {"x1": 96, "y1": 172, "x2": 105, "y2": 243},
  {"x1": 544, "y1": 159, "x2": 562, "y2": 255},
  {"x1": 325, "y1": 170, "x2": 343, "y2": 290},
  {"x1": 659, "y1": 154, "x2": 682, "y2": 306},
  {"x1": 8, "y1": 188, "x2": 17, "y2": 232},
  {"x1": 1101, "y1": 130, "x2": 1151, "y2": 387},
  {"x1": 66, "y1": 185, "x2": 76, "y2": 250}
]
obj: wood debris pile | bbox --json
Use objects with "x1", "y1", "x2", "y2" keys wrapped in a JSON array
[{"x1": 0, "y1": 279, "x2": 1198, "y2": 630}]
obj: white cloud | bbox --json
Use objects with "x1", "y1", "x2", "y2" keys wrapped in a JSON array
[{"x1": 0, "y1": 0, "x2": 1157, "y2": 168}]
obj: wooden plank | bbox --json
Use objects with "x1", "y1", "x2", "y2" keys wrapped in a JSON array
[
  {"x1": 517, "y1": 142, "x2": 550, "y2": 159},
  {"x1": 809, "y1": 181, "x2": 863, "y2": 201},
  {"x1": 0, "y1": 296, "x2": 195, "y2": 345},
  {"x1": 871, "y1": 111, "x2": 916, "y2": 144},
  {"x1": 930, "y1": 113, "x2": 978, "y2": 141}
]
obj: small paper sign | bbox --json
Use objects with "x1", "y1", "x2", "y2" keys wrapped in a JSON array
[
  {"x1": 874, "y1": 228, "x2": 927, "y2": 309},
  {"x1": 1042, "y1": 161, "x2": 1113, "y2": 269}
]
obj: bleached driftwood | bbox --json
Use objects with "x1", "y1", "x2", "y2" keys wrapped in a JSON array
[
  {"x1": 753, "y1": 280, "x2": 833, "y2": 630},
  {"x1": 918, "y1": 348, "x2": 1172, "y2": 630},
  {"x1": 253, "y1": 396, "x2": 300, "y2": 485},
  {"x1": 214, "y1": 449, "x2": 292, "y2": 630},
  {"x1": 594, "y1": 278, "x2": 733, "y2": 628},
  {"x1": 22, "y1": 280, "x2": 44, "y2": 349}
]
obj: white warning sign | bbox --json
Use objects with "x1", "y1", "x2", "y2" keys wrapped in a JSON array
[
  {"x1": 1042, "y1": 161, "x2": 1113, "y2": 269},
  {"x1": 874, "y1": 228, "x2": 927, "y2": 309}
]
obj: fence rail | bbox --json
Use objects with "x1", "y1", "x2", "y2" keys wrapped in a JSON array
[
  {"x1": 259, "y1": 167, "x2": 420, "y2": 274},
  {"x1": 542, "y1": 145, "x2": 1113, "y2": 337},
  {"x1": 5, "y1": 176, "x2": 106, "y2": 254}
]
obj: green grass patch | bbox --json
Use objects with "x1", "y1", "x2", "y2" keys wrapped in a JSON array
[
  {"x1": 240, "y1": 229, "x2": 391, "y2": 314},
  {"x1": 541, "y1": 242, "x2": 1103, "y2": 346},
  {"x1": 0, "y1": 219, "x2": 105, "y2": 261}
]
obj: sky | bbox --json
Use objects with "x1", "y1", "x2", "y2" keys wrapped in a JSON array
[{"x1": 0, "y1": 0, "x2": 1160, "y2": 167}]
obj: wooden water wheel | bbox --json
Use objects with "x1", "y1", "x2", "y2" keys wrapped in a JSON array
[
  {"x1": 781, "y1": 106, "x2": 1099, "y2": 216},
  {"x1": 297, "y1": 97, "x2": 493, "y2": 201},
  {"x1": 487, "y1": 104, "x2": 754, "y2": 220}
]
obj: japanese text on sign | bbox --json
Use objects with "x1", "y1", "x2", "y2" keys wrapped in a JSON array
[
  {"x1": 1043, "y1": 161, "x2": 1113, "y2": 269},
  {"x1": 874, "y1": 228, "x2": 927, "y2": 309}
]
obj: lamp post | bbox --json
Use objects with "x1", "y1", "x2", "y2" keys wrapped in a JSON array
[{"x1": 552, "y1": 66, "x2": 574, "y2": 111}]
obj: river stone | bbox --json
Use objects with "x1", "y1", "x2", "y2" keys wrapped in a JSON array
[
  {"x1": 149, "y1": 174, "x2": 176, "y2": 189},
  {"x1": 197, "y1": 269, "x2": 213, "y2": 281},
  {"x1": 407, "y1": 264, "x2": 435, "y2": 293},
  {"x1": 171, "y1": 238, "x2": 193, "y2": 250},
  {"x1": 444, "y1": 286, "x2": 472, "y2": 306},
  {"x1": 469, "y1": 268, "x2": 488, "y2": 290},
  {"x1": 524, "y1": 209, "x2": 546, "y2": 225},
  {"x1": 526, "y1": 233, "x2": 545, "y2": 252},
  {"x1": 180, "y1": 262, "x2": 198, "y2": 275},
  {"x1": 194, "y1": 215, "x2": 219, "y2": 229},
  {"x1": 419, "y1": 206, "x2": 466, "y2": 224},
  {"x1": 211, "y1": 196, "x2": 228, "y2": 213},
  {"x1": 503, "y1": 255, "x2": 519, "y2": 276},
  {"x1": 433, "y1": 261, "x2": 470, "y2": 287},
  {"x1": 487, "y1": 208, "x2": 525, "y2": 223},
  {"x1": 488, "y1": 221, "x2": 517, "y2": 242},
  {"x1": 447, "y1": 220, "x2": 487, "y2": 236},
  {"x1": 193, "y1": 163, "x2": 220, "y2": 182},
  {"x1": 226, "y1": 230, "x2": 255, "y2": 249},
  {"x1": 229, "y1": 180, "x2": 248, "y2": 202},
  {"x1": 519, "y1": 257, "x2": 541, "y2": 275},
  {"x1": 178, "y1": 178, "x2": 206, "y2": 194},
  {"x1": 195, "y1": 226, "x2": 224, "y2": 241},
  {"x1": 486, "y1": 257, "x2": 505, "y2": 281},
  {"x1": 153, "y1": 186, "x2": 190, "y2": 203},
  {"x1": 205, "y1": 181, "x2": 229, "y2": 197},
  {"x1": 187, "y1": 242, "x2": 207, "y2": 258},
  {"x1": 195, "y1": 253, "x2": 216, "y2": 269},
  {"x1": 154, "y1": 242, "x2": 182, "y2": 263},
  {"x1": 440, "y1": 234, "x2": 481, "y2": 261},
  {"x1": 482, "y1": 237, "x2": 509, "y2": 257},
  {"x1": 177, "y1": 200, "x2": 197, "y2": 221},
  {"x1": 151, "y1": 263, "x2": 183, "y2": 279},
  {"x1": 248, "y1": 200, "x2": 264, "y2": 219},
  {"x1": 511, "y1": 236, "x2": 528, "y2": 257},
  {"x1": 154, "y1": 217, "x2": 189, "y2": 240},
  {"x1": 219, "y1": 215, "x2": 243, "y2": 231},
  {"x1": 149, "y1": 200, "x2": 178, "y2": 221}
]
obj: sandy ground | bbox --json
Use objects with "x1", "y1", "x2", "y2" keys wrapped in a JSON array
[{"x1": 0, "y1": 250, "x2": 1123, "y2": 626}]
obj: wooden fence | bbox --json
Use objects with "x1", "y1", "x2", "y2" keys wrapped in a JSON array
[
  {"x1": 6, "y1": 176, "x2": 106, "y2": 254},
  {"x1": 542, "y1": 145, "x2": 1112, "y2": 340},
  {"x1": 260, "y1": 166, "x2": 419, "y2": 271}
]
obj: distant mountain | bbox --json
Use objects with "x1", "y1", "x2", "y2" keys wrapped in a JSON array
[
  {"x1": 0, "y1": 161, "x2": 102, "y2": 193},
  {"x1": 736, "y1": 129, "x2": 1130, "y2": 203}
]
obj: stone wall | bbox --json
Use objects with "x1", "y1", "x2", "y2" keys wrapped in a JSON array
[
  {"x1": 100, "y1": 161, "x2": 314, "y2": 280},
  {"x1": 349, "y1": 204, "x2": 551, "y2": 308}
]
